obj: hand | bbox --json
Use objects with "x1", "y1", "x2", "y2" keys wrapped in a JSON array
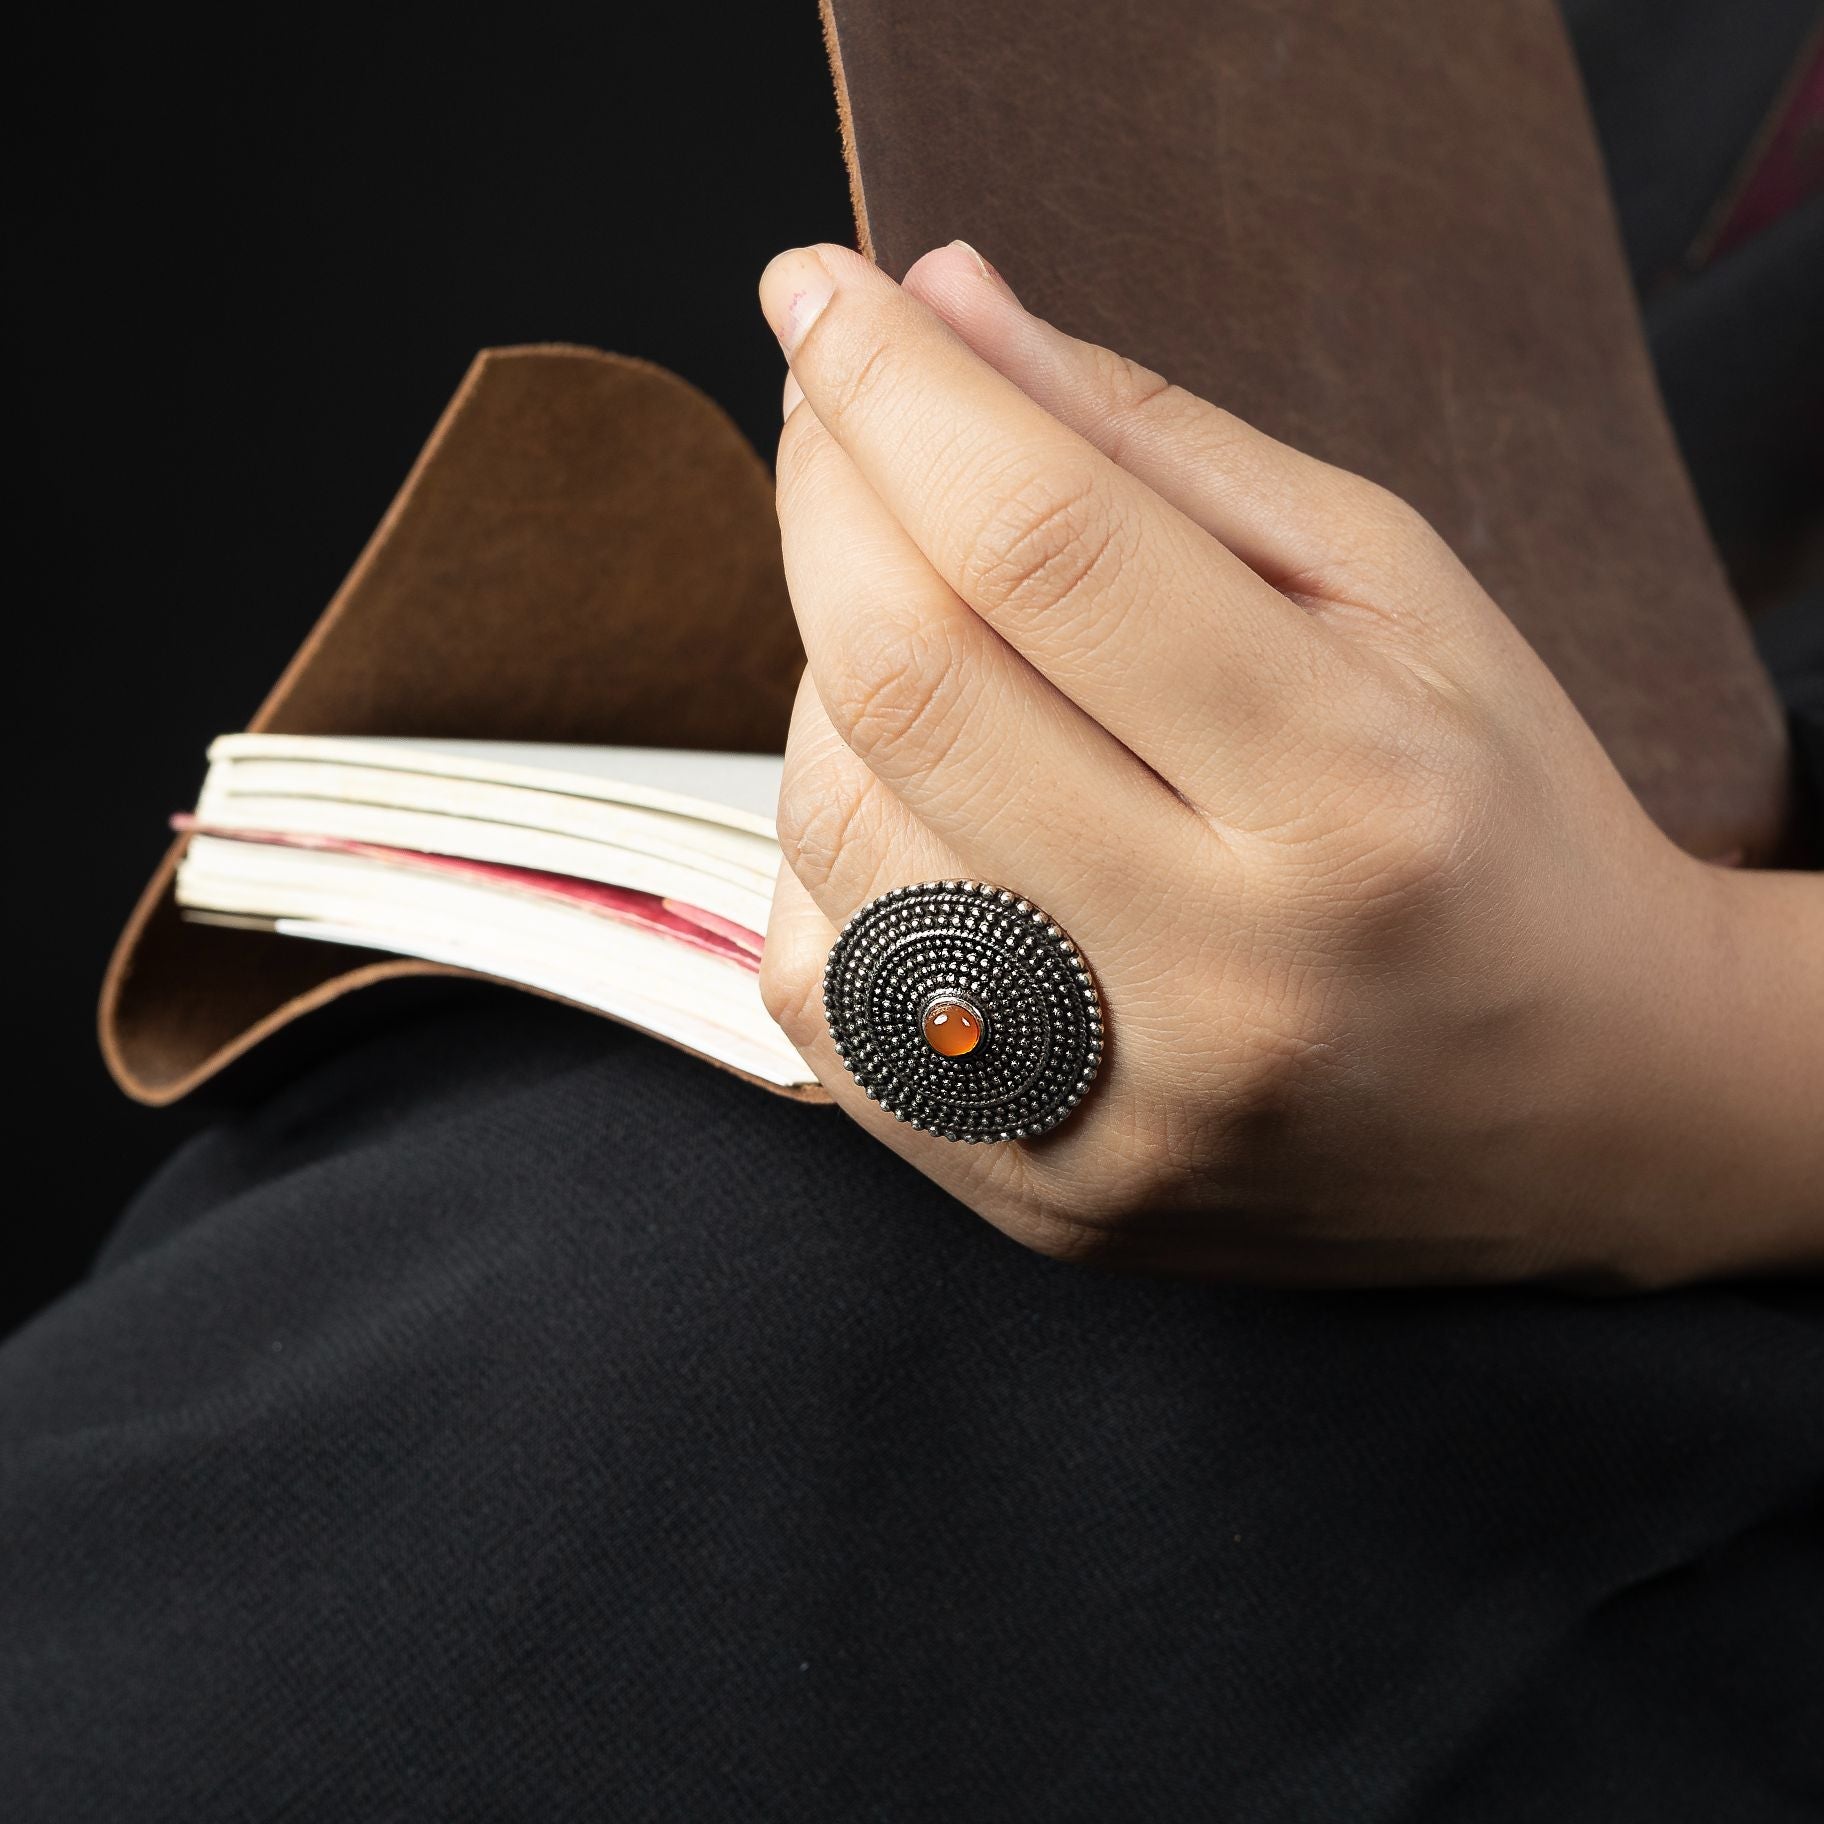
[{"x1": 754, "y1": 241, "x2": 1824, "y2": 1288}]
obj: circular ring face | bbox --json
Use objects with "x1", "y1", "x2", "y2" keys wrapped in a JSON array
[{"x1": 822, "y1": 880, "x2": 1103, "y2": 1142}]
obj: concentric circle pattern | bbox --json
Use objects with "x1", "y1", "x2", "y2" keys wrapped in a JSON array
[{"x1": 822, "y1": 880, "x2": 1103, "y2": 1142}]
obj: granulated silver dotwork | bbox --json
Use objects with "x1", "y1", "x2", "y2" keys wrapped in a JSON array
[{"x1": 822, "y1": 880, "x2": 1103, "y2": 1143}]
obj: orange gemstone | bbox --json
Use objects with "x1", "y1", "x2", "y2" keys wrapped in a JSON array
[{"x1": 922, "y1": 999, "x2": 982, "y2": 1058}]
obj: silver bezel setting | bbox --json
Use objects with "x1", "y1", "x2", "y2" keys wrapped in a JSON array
[{"x1": 822, "y1": 880, "x2": 1103, "y2": 1143}]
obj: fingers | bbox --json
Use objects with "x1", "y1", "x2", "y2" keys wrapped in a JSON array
[
  {"x1": 899, "y1": 242, "x2": 1468, "y2": 645},
  {"x1": 775, "y1": 381, "x2": 1207, "y2": 938},
  {"x1": 759, "y1": 243, "x2": 1364, "y2": 812}
]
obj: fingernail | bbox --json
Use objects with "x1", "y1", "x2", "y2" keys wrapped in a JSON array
[
  {"x1": 781, "y1": 370, "x2": 805, "y2": 422},
  {"x1": 759, "y1": 247, "x2": 835, "y2": 354},
  {"x1": 950, "y1": 239, "x2": 1014, "y2": 296}
]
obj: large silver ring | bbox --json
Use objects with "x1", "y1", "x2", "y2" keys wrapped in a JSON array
[{"x1": 822, "y1": 880, "x2": 1103, "y2": 1143}]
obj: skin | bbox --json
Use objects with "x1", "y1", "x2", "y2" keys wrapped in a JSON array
[{"x1": 753, "y1": 239, "x2": 1824, "y2": 1290}]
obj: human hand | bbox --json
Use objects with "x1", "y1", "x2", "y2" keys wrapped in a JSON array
[{"x1": 756, "y1": 241, "x2": 1824, "y2": 1288}]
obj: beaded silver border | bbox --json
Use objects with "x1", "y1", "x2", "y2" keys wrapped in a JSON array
[{"x1": 822, "y1": 880, "x2": 1103, "y2": 1143}]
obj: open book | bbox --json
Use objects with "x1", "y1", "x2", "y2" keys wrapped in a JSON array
[{"x1": 174, "y1": 735, "x2": 810, "y2": 1089}]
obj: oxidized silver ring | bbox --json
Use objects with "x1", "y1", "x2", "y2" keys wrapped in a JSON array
[{"x1": 822, "y1": 880, "x2": 1103, "y2": 1142}]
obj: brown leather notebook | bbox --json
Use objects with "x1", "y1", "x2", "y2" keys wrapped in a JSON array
[{"x1": 102, "y1": 0, "x2": 1791, "y2": 1107}]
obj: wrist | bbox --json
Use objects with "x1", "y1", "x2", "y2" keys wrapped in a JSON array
[{"x1": 1635, "y1": 854, "x2": 1824, "y2": 1284}]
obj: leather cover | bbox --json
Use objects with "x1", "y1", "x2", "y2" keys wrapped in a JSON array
[
  {"x1": 822, "y1": 0, "x2": 1791, "y2": 859},
  {"x1": 100, "y1": 348, "x2": 826, "y2": 1105},
  {"x1": 105, "y1": 0, "x2": 1793, "y2": 1106}
]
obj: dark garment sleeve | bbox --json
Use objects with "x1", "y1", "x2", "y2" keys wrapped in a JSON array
[
  {"x1": 1759, "y1": 589, "x2": 1824, "y2": 862},
  {"x1": 3, "y1": 993, "x2": 1821, "y2": 1823}
]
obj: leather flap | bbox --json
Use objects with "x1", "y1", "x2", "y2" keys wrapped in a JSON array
[{"x1": 100, "y1": 346, "x2": 829, "y2": 1105}]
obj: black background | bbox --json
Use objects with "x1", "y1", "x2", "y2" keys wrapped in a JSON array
[
  {"x1": 16, "y1": 7, "x2": 853, "y2": 1327},
  {"x1": 14, "y1": 1, "x2": 1819, "y2": 1331}
]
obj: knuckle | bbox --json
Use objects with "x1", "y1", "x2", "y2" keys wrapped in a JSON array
[
  {"x1": 1097, "y1": 354, "x2": 1230, "y2": 465},
  {"x1": 994, "y1": 1161, "x2": 1135, "y2": 1265},
  {"x1": 757, "y1": 944, "x2": 823, "y2": 1046},
  {"x1": 1371, "y1": 700, "x2": 1490, "y2": 866},
  {"x1": 822, "y1": 615, "x2": 966, "y2": 769},
  {"x1": 1217, "y1": 1002, "x2": 1342, "y2": 1141},
  {"x1": 1275, "y1": 479, "x2": 1453, "y2": 612},
  {"x1": 1021, "y1": 1214, "x2": 1123, "y2": 1267},
  {"x1": 959, "y1": 467, "x2": 1125, "y2": 624},
  {"x1": 1347, "y1": 481, "x2": 1446, "y2": 568},
  {"x1": 1088, "y1": 350, "x2": 1271, "y2": 487},
  {"x1": 774, "y1": 762, "x2": 874, "y2": 897},
  {"x1": 1354, "y1": 777, "x2": 1481, "y2": 908},
  {"x1": 1090, "y1": 343, "x2": 1177, "y2": 419},
  {"x1": 818, "y1": 328, "x2": 898, "y2": 437},
  {"x1": 1317, "y1": 707, "x2": 1492, "y2": 923}
]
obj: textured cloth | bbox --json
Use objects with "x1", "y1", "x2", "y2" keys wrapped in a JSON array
[
  {"x1": 5, "y1": 4, "x2": 1821, "y2": 1815},
  {"x1": 3, "y1": 992, "x2": 1821, "y2": 1821}
]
